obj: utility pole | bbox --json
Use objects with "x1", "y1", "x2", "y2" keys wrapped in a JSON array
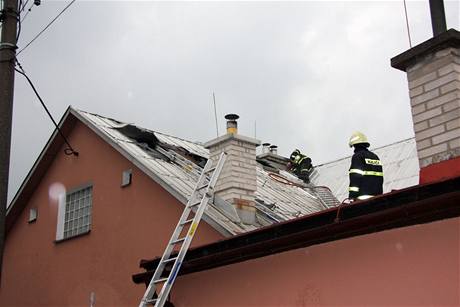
[{"x1": 0, "y1": 0, "x2": 19, "y2": 281}]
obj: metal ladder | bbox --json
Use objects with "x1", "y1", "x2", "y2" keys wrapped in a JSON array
[
  {"x1": 139, "y1": 152, "x2": 227, "y2": 307},
  {"x1": 154, "y1": 145, "x2": 203, "y2": 179}
]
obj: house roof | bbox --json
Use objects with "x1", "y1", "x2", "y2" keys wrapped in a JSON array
[
  {"x1": 6, "y1": 107, "x2": 420, "y2": 239},
  {"x1": 132, "y1": 175, "x2": 460, "y2": 284},
  {"x1": 74, "y1": 109, "x2": 339, "y2": 234},
  {"x1": 6, "y1": 107, "x2": 338, "y2": 237}
]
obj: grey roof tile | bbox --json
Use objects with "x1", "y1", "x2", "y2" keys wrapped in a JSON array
[
  {"x1": 311, "y1": 138, "x2": 419, "y2": 202},
  {"x1": 76, "y1": 109, "x2": 417, "y2": 237}
]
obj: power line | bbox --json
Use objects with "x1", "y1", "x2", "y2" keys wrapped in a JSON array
[
  {"x1": 20, "y1": 0, "x2": 30, "y2": 13},
  {"x1": 17, "y1": 0, "x2": 76, "y2": 56},
  {"x1": 0, "y1": 0, "x2": 32, "y2": 31},
  {"x1": 14, "y1": 60, "x2": 79, "y2": 156},
  {"x1": 20, "y1": 2, "x2": 35, "y2": 23}
]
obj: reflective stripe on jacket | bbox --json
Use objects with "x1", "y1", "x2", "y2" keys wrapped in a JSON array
[
  {"x1": 292, "y1": 154, "x2": 312, "y2": 172},
  {"x1": 348, "y1": 147, "x2": 383, "y2": 200}
]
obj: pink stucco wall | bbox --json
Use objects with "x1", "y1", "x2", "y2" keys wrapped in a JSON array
[
  {"x1": 0, "y1": 121, "x2": 223, "y2": 306},
  {"x1": 171, "y1": 217, "x2": 460, "y2": 306}
]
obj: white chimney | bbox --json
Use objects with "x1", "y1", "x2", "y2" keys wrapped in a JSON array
[{"x1": 204, "y1": 114, "x2": 261, "y2": 225}]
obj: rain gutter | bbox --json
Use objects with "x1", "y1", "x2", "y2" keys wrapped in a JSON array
[{"x1": 133, "y1": 176, "x2": 460, "y2": 285}]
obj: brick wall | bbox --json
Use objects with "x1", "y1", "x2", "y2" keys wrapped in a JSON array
[
  {"x1": 208, "y1": 138, "x2": 258, "y2": 201},
  {"x1": 205, "y1": 134, "x2": 260, "y2": 224},
  {"x1": 407, "y1": 47, "x2": 460, "y2": 168}
]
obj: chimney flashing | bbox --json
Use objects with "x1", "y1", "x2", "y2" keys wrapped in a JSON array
[
  {"x1": 204, "y1": 133, "x2": 261, "y2": 149},
  {"x1": 391, "y1": 28, "x2": 460, "y2": 72}
]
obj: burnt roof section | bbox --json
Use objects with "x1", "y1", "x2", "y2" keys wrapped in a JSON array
[
  {"x1": 113, "y1": 124, "x2": 159, "y2": 149},
  {"x1": 391, "y1": 28, "x2": 460, "y2": 71},
  {"x1": 6, "y1": 107, "x2": 339, "y2": 237},
  {"x1": 133, "y1": 176, "x2": 460, "y2": 285}
]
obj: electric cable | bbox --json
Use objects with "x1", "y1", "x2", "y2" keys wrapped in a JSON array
[
  {"x1": 20, "y1": 0, "x2": 30, "y2": 12},
  {"x1": 14, "y1": 60, "x2": 79, "y2": 156},
  {"x1": 20, "y1": 2, "x2": 34, "y2": 23},
  {"x1": 17, "y1": 0, "x2": 76, "y2": 56}
]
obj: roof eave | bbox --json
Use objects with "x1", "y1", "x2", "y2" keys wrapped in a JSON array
[{"x1": 133, "y1": 176, "x2": 460, "y2": 284}]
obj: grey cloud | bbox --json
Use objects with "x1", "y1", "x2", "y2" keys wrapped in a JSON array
[{"x1": 8, "y1": 1, "x2": 460, "y2": 201}]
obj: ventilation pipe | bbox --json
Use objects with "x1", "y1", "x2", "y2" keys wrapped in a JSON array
[
  {"x1": 225, "y1": 114, "x2": 239, "y2": 134},
  {"x1": 262, "y1": 143, "x2": 271, "y2": 154},
  {"x1": 269, "y1": 145, "x2": 278, "y2": 155}
]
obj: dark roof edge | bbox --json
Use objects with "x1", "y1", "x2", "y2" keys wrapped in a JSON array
[
  {"x1": 391, "y1": 28, "x2": 460, "y2": 71},
  {"x1": 133, "y1": 176, "x2": 460, "y2": 284},
  {"x1": 6, "y1": 106, "x2": 76, "y2": 233}
]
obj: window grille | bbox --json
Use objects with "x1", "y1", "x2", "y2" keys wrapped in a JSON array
[{"x1": 63, "y1": 185, "x2": 92, "y2": 239}]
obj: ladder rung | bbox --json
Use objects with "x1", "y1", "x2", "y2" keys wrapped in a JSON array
[
  {"x1": 204, "y1": 166, "x2": 217, "y2": 174},
  {"x1": 196, "y1": 183, "x2": 210, "y2": 190},
  {"x1": 188, "y1": 200, "x2": 201, "y2": 208},
  {"x1": 162, "y1": 257, "x2": 178, "y2": 264},
  {"x1": 145, "y1": 298, "x2": 157, "y2": 304},
  {"x1": 170, "y1": 237, "x2": 186, "y2": 245},
  {"x1": 153, "y1": 277, "x2": 168, "y2": 284},
  {"x1": 180, "y1": 218, "x2": 194, "y2": 225}
]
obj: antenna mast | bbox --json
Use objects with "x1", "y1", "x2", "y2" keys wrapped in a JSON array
[{"x1": 213, "y1": 92, "x2": 219, "y2": 137}]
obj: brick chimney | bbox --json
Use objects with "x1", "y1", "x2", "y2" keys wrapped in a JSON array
[
  {"x1": 391, "y1": 29, "x2": 460, "y2": 183},
  {"x1": 204, "y1": 114, "x2": 261, "y2": 224}
]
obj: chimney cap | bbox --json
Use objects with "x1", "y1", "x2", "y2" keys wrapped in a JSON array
[
  {"x1": 262, "y1": 142, "x2": 271, "y2": 146},
  {"x1": 269, "y1": 145, "x2": 278, "y2": 149},
  {"x1": 225, "y1": 114, "x2": 239, "y2": 120},
  {"x1": 391, "y1": 28, "x2": 460, "y2": 71}
]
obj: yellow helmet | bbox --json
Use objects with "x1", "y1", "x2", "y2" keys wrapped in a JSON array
[
  {"x1": 290, "y1": 149, "x2": 300, "y2": 162},
  {"x1": 349, "y1": 131, "x2": 369, "y2": 147}
]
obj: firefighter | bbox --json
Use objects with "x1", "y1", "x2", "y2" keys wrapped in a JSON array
[
  {"x1": 288, "y1": 149, "x2": 313, "y2": 184},
  {"x1": 348, "y1": 131, "x2": 384, "y2": 201}
]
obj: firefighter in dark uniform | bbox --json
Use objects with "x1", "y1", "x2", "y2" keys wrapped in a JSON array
[
  {"x1": 348, "y1": 132, "x2": 383, "y2": 201},
  {"x1": 288, "y1": 149, "x2": 313, "y2": 184}
]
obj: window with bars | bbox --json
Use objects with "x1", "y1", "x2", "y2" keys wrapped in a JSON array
[{"x1": 56, "y1": 184, "x2": 93, "y2": 241}]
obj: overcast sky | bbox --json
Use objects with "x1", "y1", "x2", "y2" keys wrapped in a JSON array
[{"x1": 7, "y1": 0, "x2": 460, "y2": 201}]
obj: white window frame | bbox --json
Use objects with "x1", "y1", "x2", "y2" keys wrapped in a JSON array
[{"x1": 56, "y1": 183, "x2": 93, "y2": 241}]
